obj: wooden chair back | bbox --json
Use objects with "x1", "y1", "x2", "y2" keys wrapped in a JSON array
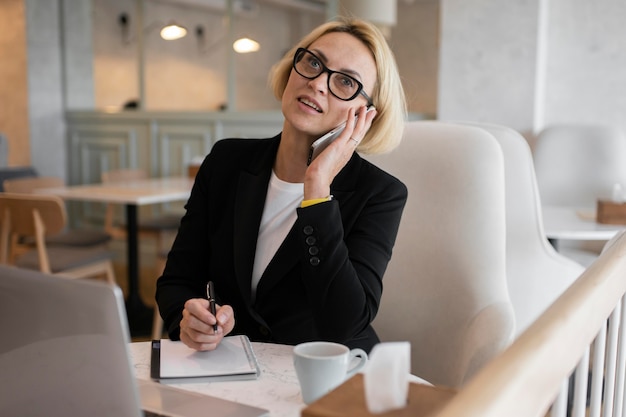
[{"x1": 0, "y1": 193, "x2": 67, "y2": 272}]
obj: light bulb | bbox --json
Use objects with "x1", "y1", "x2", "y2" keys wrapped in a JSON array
[
  {"x1": 160, "y1": 24, "x2": 187, "y2": 40},
  {"x1": 233, "y1": 37, "x2": 260, "y2": 53}
]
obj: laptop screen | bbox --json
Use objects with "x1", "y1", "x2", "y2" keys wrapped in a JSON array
[
  {"x1": 0, "y1": 265, "x2": 268, "y2": 417},
  {"x1": 0, "y1": 265, "x2": 142, "y2": 416}
]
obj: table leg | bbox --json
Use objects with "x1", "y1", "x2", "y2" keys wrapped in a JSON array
[{"x1": 124, "y1": 204, "x2": 154, "y2": 337}]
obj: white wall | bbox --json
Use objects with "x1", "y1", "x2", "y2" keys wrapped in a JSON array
[
  {"x1": 542, "y1": 0, "x2": 626, "y2": 130},
  {"x1": 438, "y1": 0, "x2": 540, "y2": 133},
  {"x1": 26, "y1": 0, "x2": 66, "y2": 179},
  {"x1": 438, "y1": 0, "x2": 626, "y2": 143}
]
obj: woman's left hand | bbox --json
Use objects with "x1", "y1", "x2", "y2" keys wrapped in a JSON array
[{"x1": 304, "y1": 106, "x2": 377, "y2": 200}]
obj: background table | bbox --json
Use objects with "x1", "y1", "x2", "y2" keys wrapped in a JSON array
[
  {"x1": 129, "y1": 341, "x2": 304, "y2": 417},
  {"x1": 39, "y1": 177, "x2": 193, "y2": 335},
  {"x1": 542, "y1": 206, "x2": 623, "y2": 243}
]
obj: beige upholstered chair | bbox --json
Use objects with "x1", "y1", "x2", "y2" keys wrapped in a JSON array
[
  {"x1": 433, "y1": 232, "x2": 626, "y2": 417},
  {"x1": 102, "y1": 169, "x2": 180, "y2": 252},
  {"x1": 533, "y1": 124, "x2": 626, "y2": 266},
  {"x1": 458, "y1": 122, "x2": 584, "y2": 336},
  {"x1": 0, "y1": 193, "x2": 116, "y2": 284},
  {"x1": 368, "y1": 121, "x2": 515, "y2": 387},
  {"x1": 3, "y1": 176, "x2": 111, "y2": 247}
]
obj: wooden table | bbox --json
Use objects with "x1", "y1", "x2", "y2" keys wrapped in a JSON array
[{"x1": 39, "y1": 177, "x2": 193, "y2": 335}]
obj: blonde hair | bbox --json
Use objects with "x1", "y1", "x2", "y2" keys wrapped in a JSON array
[{"x1": 269, "y1": 17, "x2": 407, "y2": 154}]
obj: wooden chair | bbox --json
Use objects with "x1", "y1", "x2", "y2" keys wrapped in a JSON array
[
  {"x1": 3, "y1": 176, "x2": 112, "y2": 248},
  {"x1": 0, "y1": 193, "x2": 116, "y2": 284},
  {"x1": 102, "y1": 169, "x2": 181, "y2": 252}
]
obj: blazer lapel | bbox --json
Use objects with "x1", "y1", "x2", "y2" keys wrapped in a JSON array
[
  {"x1": 232, "y1": 137, "x2": 279, "y2": 304},
  {"x1": 254, "y1": 153, "x2": 363, "y2": 302}
]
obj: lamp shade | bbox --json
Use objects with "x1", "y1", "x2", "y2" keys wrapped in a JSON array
[
  {"x1": 340, "y1": 0, "x2": 397, "y2": 38},
  {"x1": 340, "y1": 0, "x2": 397, "y2": 27}
]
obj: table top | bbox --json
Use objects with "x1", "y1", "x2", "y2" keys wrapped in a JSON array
[
  {"x1": 37, "y1": 176, "x2": 194, "y2": 206},
  {"x1": 542, "y1": 206, "x2": 623, "y2": 241},
  {"x1": 129, "y1": 341, "x2": 304, "y2": 417}
]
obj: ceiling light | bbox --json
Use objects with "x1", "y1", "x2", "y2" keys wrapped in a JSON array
[
  {"x1": 233, "y1": 37, "x2": 260, "y2": 53},
  {"x1": 160, "y1": 23, "x2": 188, "y2": 40}
]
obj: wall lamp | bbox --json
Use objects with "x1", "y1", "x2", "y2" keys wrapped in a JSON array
[
  {"x1": 233, "y1": 37, "x2": 260, "y2": 53},
  {"x1": 118, "y1": 13, "x2": 188, "y2": 43},
  {"x1": 160, "y1": 22, "x2": 187, "y2": 40}
]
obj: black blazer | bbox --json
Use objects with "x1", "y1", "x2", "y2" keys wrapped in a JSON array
[{"x1": 156, "y1": 134, "x2": 407, "y2": 352}]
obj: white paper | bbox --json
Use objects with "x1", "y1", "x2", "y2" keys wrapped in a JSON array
[{"x1": 159, "y1": 336, "x2": 257, "y2": 379}]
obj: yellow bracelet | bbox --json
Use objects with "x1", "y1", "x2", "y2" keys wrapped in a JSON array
[{"x1": 300, "y1": 195, "x2": 333, "y2": 208}]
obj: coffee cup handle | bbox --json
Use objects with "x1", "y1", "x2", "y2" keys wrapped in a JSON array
[{"x1": 346, "y1": 348, "x2": 368, "y2": 378}]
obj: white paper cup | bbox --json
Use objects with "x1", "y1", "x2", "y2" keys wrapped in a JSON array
[{"x1": 293, "y1": 341, "x2": 368, "y2": 404}]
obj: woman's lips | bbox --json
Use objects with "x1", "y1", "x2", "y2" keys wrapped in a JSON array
[{"x1": 298, "y1": 97, "x2": 322, "y2": 113}]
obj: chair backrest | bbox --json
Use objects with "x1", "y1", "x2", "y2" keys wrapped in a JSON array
[
  {"x1": 367, "y1": 121, "x2": 515, "y2": 387},
  {"x1": 3, "y1": 176, "x2": 64, "y2": 193},
  {"x1": 457, "y1": 122, "x2": 584, "y2": 335},
  {"x1": 0, "y1": 193, "x2": 66, "y2": 237},
  {"x1": 101, "y1": 169, "x2": 147, "y2": 183},
  {"x1": 534, "y1": 125, "x2": 626, "y2": 207},
  {"x1": 0, "y1": 193, "x2": 67, "y2": 267}
]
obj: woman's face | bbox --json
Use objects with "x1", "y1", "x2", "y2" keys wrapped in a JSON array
[{"x1": 281, "y1": 32, "x2": 377, "y2": 140}]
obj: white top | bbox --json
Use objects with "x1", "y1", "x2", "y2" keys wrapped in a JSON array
[{"x1": 251, "y1": 171, "x2": 303, "y2": 300}]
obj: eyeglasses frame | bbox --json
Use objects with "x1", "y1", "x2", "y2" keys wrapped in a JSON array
[{"x1": 292, "y1": 47, "x2": 374, "y2": 107}]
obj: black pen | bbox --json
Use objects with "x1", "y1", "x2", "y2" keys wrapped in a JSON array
[{"x1": 206, "y1": 281, "x2": 218, "y2": 332}]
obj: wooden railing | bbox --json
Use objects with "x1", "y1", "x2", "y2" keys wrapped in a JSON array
[{"x1": 433, "y1": 231, "x2": 626, "y2": 417}]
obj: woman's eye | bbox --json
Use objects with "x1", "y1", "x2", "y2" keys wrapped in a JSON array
[
  {"x1": 307, "y1": 57, "x2": 321, "y2": 70},
  {"x1": 338, "y1": 75, "x2": 355, "y2": 88}
]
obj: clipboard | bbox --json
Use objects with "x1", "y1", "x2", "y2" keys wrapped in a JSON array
[{"x1": 150, "y1": 335, "x2": 261, "y2": 382}]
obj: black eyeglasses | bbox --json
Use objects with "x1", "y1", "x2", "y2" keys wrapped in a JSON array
[{"x1": 293, "y1": 47, "x2": 373, "y2": 106}]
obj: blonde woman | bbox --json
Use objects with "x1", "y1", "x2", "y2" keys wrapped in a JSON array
[{"x1": 157, "y1": 17, "x2": 408, "y2": 353}]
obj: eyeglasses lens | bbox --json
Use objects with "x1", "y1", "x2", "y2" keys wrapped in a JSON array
[{"x1": 294, "y1": 49, "x2": 361, "y2": 101}]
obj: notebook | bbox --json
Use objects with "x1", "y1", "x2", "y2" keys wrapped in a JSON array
[
  {"x1": 151, "y1": 336, "x2": 260, "y2": 381},
  {"x1": 0, "y1": 264, "x2": 269, "y2": 417}
]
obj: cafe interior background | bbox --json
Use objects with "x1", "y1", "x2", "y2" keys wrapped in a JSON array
[{"x1": 2, "y1": 0, "x2": 626, "y2": 184}]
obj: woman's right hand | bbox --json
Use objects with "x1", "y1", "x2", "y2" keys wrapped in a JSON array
[{"x1": 179, "y1": 298, "x2": 235, "y2": 351}]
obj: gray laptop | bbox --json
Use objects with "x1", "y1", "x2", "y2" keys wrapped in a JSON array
[{"x1": 0, "y1": 265, "x2": 268, "y2": 417}]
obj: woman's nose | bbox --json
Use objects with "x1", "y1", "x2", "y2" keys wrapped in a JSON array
[{"x1": 308, "y1": 73, "x2": 329, "y2": 95}]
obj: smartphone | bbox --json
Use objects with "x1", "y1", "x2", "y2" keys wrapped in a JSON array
[{"x1": 307, "y1": 106, "x2": 375, "y2": 166}]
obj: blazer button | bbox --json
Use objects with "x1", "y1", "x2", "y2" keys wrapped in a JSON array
[
  {"x1": 310, "y1": 256, "x2": 320, "y2": 266},
  {"x1": 308, "y1": 246, "x2": 319, "y2": 255},
  {"x1": 259, "y1": 326, "x2": 270, "y2": 337},
  {"x1": 303, "y1": 225, "x2": 314, "y2": 235},
  {"x1": 305, "y1": 236, "x2": 317, "y2": 246}
]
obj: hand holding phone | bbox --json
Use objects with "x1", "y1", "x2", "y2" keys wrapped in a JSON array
[{"x1": 307, "y1": 106, "x2": 375, "y2": 166}]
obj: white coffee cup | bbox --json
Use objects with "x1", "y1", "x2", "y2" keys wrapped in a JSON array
[{"x1": 293, "y1": 341, "x2": 368, "y2": 404}]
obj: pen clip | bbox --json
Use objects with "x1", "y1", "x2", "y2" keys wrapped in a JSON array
[{"x1": 206, "y1": 281, "x2": 215, "y2": 302}]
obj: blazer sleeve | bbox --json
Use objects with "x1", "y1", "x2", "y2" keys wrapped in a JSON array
[{"x1": 293, "y1": 161, "x2": 408, "y2": 344}]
